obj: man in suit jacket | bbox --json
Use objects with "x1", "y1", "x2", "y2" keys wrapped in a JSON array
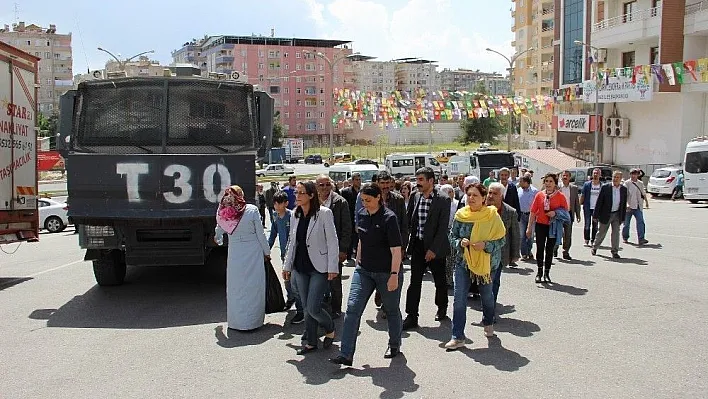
[
  {"x1": 403, "y1": 167, "x2": 451, "y2": 330},
  {"x1": 486, "y1": 183, "x2": 520, "y2": 305},
  {"x1": 498, "y1": 168, "x2": 521, "y2": 218},
  {"x1": 558, "y1": 170, "x2": 582, "y2": 260},
  {"x1": 592, "y1": 170, "x2": 627, "y2": 259},
  {"x1": 316, "y1": 174, "x2": 352, "y2": 318},
  {"x1": 340, "y1": 172, "x2": 362, "y2": 259}
]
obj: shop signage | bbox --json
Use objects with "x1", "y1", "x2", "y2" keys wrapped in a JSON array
[
  {"x1": 557, "y1": 114, "x2": 590, "y2": 133},
  {"x1": 582, "y1": 77, "x2": 653, "y2": 103}
]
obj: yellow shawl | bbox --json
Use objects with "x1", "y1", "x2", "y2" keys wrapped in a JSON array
[{"x1": 454, "y1": 205, "x2": 507, "y2": 283}]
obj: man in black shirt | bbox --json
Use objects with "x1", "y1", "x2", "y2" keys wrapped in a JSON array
[{"x1": 340, "y1": 172, "x2": 362, "y2": 260}]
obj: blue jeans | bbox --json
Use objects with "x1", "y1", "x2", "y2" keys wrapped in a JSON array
[
  {"x1": 339, "y1": 267, "x2": 404, "y2": 359},
  {"x1": 519, "y1": 213, "x2": 534, "y2": 256},
  {"x1": 284, "y1": 278, "x2": 303, "y2": 313},
  {"x1": 292, "y1": 270, "x2": 334, "y2": 347},
  {"x1": 492, "y1": 262, "x2": 502, "y2": 304},
  {"x1": 622, "y1": 208, "x2": 645, "y2": 241},
  {"x1": 452, "y1": 262, "x2": 495, "y2": 340},
  {"x1": 583, "y1": 206, "x2": 599, "y2": 242}
]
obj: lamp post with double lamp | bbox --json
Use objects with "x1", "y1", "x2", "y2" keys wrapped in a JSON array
[
  {"x1": 485, "y1": 47, "x2": 535, "y2": 151},
  {"x1": 303, "y1": 50, "x2": 363, "y2": 159},
  {"x1": 97, "y1": 47, "x2": 155, "y2": 72},
  {"x1": 574, "y1": 40, "x2": 601, "y2": 165}
]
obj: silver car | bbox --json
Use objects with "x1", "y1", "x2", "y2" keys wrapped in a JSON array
[{"x1": 647, "y1": 167, "x2": 682, "y2": 197}]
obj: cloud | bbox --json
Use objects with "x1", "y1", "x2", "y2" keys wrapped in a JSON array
[{"x1": 302, "y1": 0, "x2": 513, "y2": 74}]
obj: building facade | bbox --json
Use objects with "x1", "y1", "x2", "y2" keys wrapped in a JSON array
[
  {"x1": 479, "y1": 74, "x2": 512, "y2": 95},
  {"x1": 439, "y1": 68, "x2": 504, "y2": 92},
  {"x1": 512, "y1": 0, "x2": 556, "y2": 98},
  {"x1": 0, "y1": 22, "x2": 72, "y2": 114},
  {"x1": 394, "y1": 59, "x2": 440, "y2": 94},
  {"x1": 105, "y1": 56, "x2": 166, "y2": 76},
  {"x1": 172, "y1": 35, "x2": 355, "y2": 146},
  {"x1": 351, "y1": 58, "x2": 396, "y2": 92},
  {"x1": 583, "y1": 0, "x2": 707, "y2": 167}
]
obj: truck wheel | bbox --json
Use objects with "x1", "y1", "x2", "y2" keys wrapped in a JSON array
[
  {"x1": 92, "y1": 251, "x2": 127, "y2": 286},
  {"x1": 45, "y1": 216, "x2": 65, "y2": 233},
  {"x1": 689, "y1": 199, "x2": 699, "y2": 204}
]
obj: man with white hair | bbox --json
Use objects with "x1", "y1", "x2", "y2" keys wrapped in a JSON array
[{"x1": 486, "y1": 182, "x2": 520, "y2": 305}]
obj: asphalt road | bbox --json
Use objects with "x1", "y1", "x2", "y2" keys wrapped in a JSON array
[{"x1": 1, "y1": 198, "x2": 707, "y2": 398}]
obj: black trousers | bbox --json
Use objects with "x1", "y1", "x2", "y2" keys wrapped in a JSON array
[
  {"x1": 535, "y1": 223, "x2": 556, "y2": 271},
  {"x1": 258, "y1": 207, "x2": 266, "y2": 227},
  {"x1": 405, "y1": 238, "x2": 448, "y2": 318},
  {"x1": 325, "y1": 262, "x2": 344, "y2": 314}
]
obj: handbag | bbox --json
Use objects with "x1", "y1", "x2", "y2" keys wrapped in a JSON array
[{"x1": 264, "y1": 258, "x2": 286, "y2": 314}]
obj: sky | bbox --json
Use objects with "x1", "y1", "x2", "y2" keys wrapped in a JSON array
[{"x1": 1, "y1": 0, "x2": 514, "y2": 76}]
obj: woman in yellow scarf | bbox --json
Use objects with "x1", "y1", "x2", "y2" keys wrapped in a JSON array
[{"x1": 445, "y1": 183, "x2": 506, "y2": 350}]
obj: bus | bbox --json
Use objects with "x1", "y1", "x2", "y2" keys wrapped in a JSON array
[{"x1": 684, "y1": 136, "x2": 708, "y2": 203}]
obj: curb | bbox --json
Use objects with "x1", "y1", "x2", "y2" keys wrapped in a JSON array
[{"x1": 39, "y1": 180, "x2": 67, "y2": 184}]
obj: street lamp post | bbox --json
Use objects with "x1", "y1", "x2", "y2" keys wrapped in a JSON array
[
  {"x1": 97, "y1": 47, "x2": 155, "y2": 71},
  {"x1": 303, "y1": 50, "x2": 361, "y2": 159},
  {"x1": 485, "y1": 47, "x2": 535, "y2": 151},
  {"x1": 575, "y1": 40, "x2": 601, "y2": 165}
]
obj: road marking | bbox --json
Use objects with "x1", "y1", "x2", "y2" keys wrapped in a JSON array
[{"x1": 0, "y1": 259, "x2": 84, "y2": 289}]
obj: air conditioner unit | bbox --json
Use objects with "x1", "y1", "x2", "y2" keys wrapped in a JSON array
[{"x1": 605, "y1": 117, "x2": 629, "y2": 137}]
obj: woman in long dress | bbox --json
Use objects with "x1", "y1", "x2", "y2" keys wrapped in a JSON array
[{"x1": 215, "y1": 185, "x2": 271, "y2": 331}]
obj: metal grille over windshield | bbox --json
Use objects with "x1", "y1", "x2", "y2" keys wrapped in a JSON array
[{"x1": 74, "y1": 77, "x2": 256, "y2": 153}]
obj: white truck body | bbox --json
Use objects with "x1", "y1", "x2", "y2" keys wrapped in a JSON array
[
  {"x1": 683, "y1": 136, "x2": 708, "y2": 202},
  {"x1": 284, "y1": 138, "x2": 304, "y2": 163},
  {"x1": 0, "y1": 42, "x2": 39, "y2": 244}
]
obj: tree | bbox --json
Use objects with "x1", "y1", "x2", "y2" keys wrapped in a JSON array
[
  {"x1": 459, "y1": 82, "x2": 505, "y2": 145},
  {"x1": 271, "y1": 110, "x2": 284, "y2": 148},
  {"x1": 37, "y1": 112, "x2": 59, "y2": 149}
]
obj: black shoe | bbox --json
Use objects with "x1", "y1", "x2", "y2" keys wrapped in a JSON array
[
  {"x1": 639, "y1": 239, "x2": 649, "y2": 245},
  {"x1": 612, "y1": 253, "x2": 621, "y2": 259},
  {"x1": 509, "y1": 261, "x2": 518, "y2": 267},
  {"x1": 543, "y1": 270, "x2": 552, "y2": 283},
  {"x1": 535, "y1": 273, "x2": 542, "y2": 283},
  {"x1": 284, "y1": 299, "x2": 295, "y2": 311},
  {"x1": 331, "y1": 311, "x2": 342, "y2": 320},
  {"x1": 553, "y1": 249, "x2": 558, "y2": 257},
  {"x1": 384, "y1": 346, "x2": 400, "y2": 359},
  {"x1": 591, "y1": 248, "x2": 597, "y2": 256},
  {"x1": 562, "y1": 251, "x2": 572, "y2": 260},
  {"x1": 297, "y1": 346, "x2": 317, "y2": 355},
  {"x1": 329, "y1": 355, "x2": 353, "y2": 366},
  {"x1": 402, "y1": 316, "x2": 419, "y2": 330},
  {"x1": 290, "y1": 313, "x2": 304, "y2": 324},
  {"x1": 323, "y1": 330, "x2": 335, "y2": 349},
  {"x1": 435, "y1": 313, "x2": 448, "y2": 322}
]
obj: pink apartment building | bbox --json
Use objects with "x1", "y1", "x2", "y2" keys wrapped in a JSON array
[{"x1": 173, "y1": 35, "x2": 356, "y2": 146}]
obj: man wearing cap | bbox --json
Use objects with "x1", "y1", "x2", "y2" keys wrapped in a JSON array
[{"x1": 623, "y1": 168, "x2": 649, "y2": 245}]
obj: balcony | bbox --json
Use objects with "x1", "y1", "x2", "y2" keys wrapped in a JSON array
[
  {"x1": 512, "y1": 24, "x2": 516, "y2": 32},
  {"x1": 215, "y1": 55, "x2": 234, "y2": 65},
  {"x1": 540, "y1": 25, "x2": 554, "y2": 37},
  {"x1": 542, "y1": 7, "x2": 554, "y2": 16},
  {"x1": 592, "y1": 7, "x2": 661, "y2": 49},
  {"x1": 685, "y1": 1, "x2": 708, "y2": 35}
]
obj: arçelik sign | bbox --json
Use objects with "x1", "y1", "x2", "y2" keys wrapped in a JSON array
[{"x1": 557, "y1": 114, "x2": 590, "y2": 133}]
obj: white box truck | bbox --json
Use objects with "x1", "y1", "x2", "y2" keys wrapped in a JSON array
[
  {"x1": 284, "y1": 137, "x2": 304, "y2": 163},
  {"x1": 0, "y1": 42, "x2": 39, "y2": 244}
]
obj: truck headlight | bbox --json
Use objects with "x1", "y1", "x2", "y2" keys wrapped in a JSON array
[{"x1": 85, "y1": 226, "x2": 115, "y2": 237}]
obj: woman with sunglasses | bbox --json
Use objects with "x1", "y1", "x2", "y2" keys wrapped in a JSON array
[
  {"x1": 526, "y1": 173, "x2": 569, "y2": 283},
  {"x1": 282, "y1": 181, "x2": 339, "y2": 355}
]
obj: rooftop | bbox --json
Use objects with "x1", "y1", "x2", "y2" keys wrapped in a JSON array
[
  {"x1": 202, "y1": 35, "x2": 352, "y2": 49},
  {"x1": 516, "y1": 149, "x2": 586, "y2": 171}
]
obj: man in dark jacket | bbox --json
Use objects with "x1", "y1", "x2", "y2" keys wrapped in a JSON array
[
  {"x1": 264, "y1": 181, "x2": 278, "y2": 222},
  {"x1": 316, "y1": 174, "x2": 352, "y2": 318},
  {"x1": 487, "y1": 183, "x2": 520, "y2": 305},
  {"x1": 403, "y1": 167, "x2": 451, "y2": 330},
  {"x1": 498, "y1": 167, "x2": 521, "y2": 217},
  {"x1": 340, "y1": 172, "x2": 362, "y2": 260},
  {"x1": 592, "y1": 170, "x2": 627, "y2": 259}
]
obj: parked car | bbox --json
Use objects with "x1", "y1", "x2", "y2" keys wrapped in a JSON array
[
  {"x1": 354, "y1": 158, "x2": 379, "y2": 168},
  {"x1": 304, "y1": 154, "x2": 323, "y2": 164},
  {"x1": 647, "y1": 167, "x2": 683, "y2": 197},
  {"x1": 255, "y1": 164, "x2": 295, "y2": 177},
  {"x1": 38, "y1": 198, "x2": 69, "y2": 233}
]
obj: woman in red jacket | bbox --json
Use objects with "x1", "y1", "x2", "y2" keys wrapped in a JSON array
[{"x1": 526, "y1": 173, "x2": 568, "y2": 283}]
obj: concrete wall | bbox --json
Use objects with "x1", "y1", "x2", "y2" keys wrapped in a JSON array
[{"x1": 344, "y1": 120, "x2": 464, "y2": 145}]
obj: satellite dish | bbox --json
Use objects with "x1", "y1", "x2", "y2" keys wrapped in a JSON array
[
  {"x1": 230, "y1": 71, "x2": 240, "y2": 80},
  {"x1": 91, "y1": 70, "x2": 104, "y2": 79}
]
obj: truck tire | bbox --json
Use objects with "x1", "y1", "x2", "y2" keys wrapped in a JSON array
[{"x1": 92, "y1": 251, "x2": 127, "y2": 286}]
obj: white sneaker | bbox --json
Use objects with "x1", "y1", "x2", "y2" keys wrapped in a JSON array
[{"x1": 444, "y1": 339, "x2": 466, "y2": 351}]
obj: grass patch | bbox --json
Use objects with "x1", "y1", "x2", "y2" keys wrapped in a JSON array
[{"x1": 303, "y1": 142, "x2": 484, "y2": 161}]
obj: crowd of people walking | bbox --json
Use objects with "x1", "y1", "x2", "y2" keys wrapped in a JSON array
[{"x1": 214, "y1": 165, "x2": 650, "y2": 365}]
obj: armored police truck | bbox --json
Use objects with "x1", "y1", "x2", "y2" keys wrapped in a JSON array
[{"x1": 58, "y1": 75, "x2": 273, "y2": 286}]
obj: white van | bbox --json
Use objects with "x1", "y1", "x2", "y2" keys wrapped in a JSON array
[
  {"x1": 384, "y1": 153, "x2": 441, "y2": 178},
  {"x1": 328, "y1": 163, "x2": 379, "y2": 183},
  {"x1": 684, "y1": 136, "x2": 708, "y2": 203}
]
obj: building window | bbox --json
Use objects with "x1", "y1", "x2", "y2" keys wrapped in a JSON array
[
  {"x1": 319, "y1": 64, "x2": 324, "y2": 71},
  {"x1": 259, "y1": 51, "x2": 264, "y2": 57},
  {"x1": 651, "y1": 0, "x2": 661, "y2": 15},
  {"x1": 45, "y1": 52, "x2": 51, "y2": 58},
  {"x1": 296, "y1": 52, "x2": 301, "y2": 58},
  {"x1": 285, "y1": 63, "x2": 289, "y2": 70},
  {"x1": 622, "y1": 51, "x2": 635, "y2": 68},
  {"x1": 284, "y1": 87, "x2": 289, "y2": 94},
  {"x1": 320, "y1": 100, "x2": 325, "y2": 106},
  {"x1": 269, "y1": 86, "x2": 280, "y2": 94},
  {"x1": 297, "y1": 100, "x2": 302, "y2": 106},
  {"x1": 562, "y1": 0, "x2": 584, "y2": 85},
  {"x1": 305, "y1": 86, "x2": 316, "y2": 95},
  {"x1": 296, "y1": 87, "x2": 301, "y2": 94},
  {"x1": 296, "y1": 64, "x2": 301, "y2": 71},
  {"x1": 259, "y1": 74, "x2": 264, "y2": 82},
  {"x1": 297, "y1": 124, "x2": 302, "y2": 131},
  {"x1": 241, "y1": 50, "x2": 246, "y2": 57},
  {"x1": 284, "y1": 100, "x2": 289, "y2": 106},
  {"x1": 306, "y1": 112, "x2": 312, "y2": 118},
  {"x1": 296, "y1": 112, "x2": 301, "y2": 118},
  {"x1": 284, "y1": 52, "x2": 289, "y2": 58},
  {"x1": 650, "y1": 47, "x2": 659, "y2": 64},
  {"x1": 258, "y1": 63, "x2": 264, "y2": 69},
  {"x1": 623, "y1": 1, "x2": 637, "y2": 22},
  {"x1": 320, "y1": 112, "x2": 325, "y2": 118},
  {"x1": 284, "y1": 112, "x2": 290, "y2": 118},
  {"x1": 306, "y1": 121, "x2": 317, "y2": 131}
]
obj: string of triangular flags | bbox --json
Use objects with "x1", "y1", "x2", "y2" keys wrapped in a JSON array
[{"x1": 332, "y1": 88, "x2": 556, "y2": 130}]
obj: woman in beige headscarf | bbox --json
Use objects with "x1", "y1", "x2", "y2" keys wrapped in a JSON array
[{"x1": 215, "y1": 185, "x2": 271, "y2": 331}]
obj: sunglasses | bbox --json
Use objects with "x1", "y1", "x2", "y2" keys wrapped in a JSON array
[{"x1": 318, "y1": 183, "x2": 332, "y2": 187}]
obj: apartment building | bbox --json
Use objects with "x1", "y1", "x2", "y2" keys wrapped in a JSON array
[
  {"x1": 105, "y1": 56, "x2": 166, "y2": 76},
  {"x1": 512, "y1": 0, "x2": 556, "y2": 98},
  {"x1": 0, "y1": 22, "x2": 72, "y2": 114},
  {"x1": 585, "y1": 0, "x2": 707, "y2": 166},
  {"x1": 393, "y1": 58, "x2": 441, "y2": 94},
  {"x1": 172, "y1": 34, "x2": 355, "y2": 146},
  {"x1": 439, "y1": 68, "x2": 501, "y2": 92},
  {"x1": 478, "y1": 74, "x2": 513, "y2": 95},
  {"x1": 352, "y1": 58, "x2": 397, "y2": 92}
]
